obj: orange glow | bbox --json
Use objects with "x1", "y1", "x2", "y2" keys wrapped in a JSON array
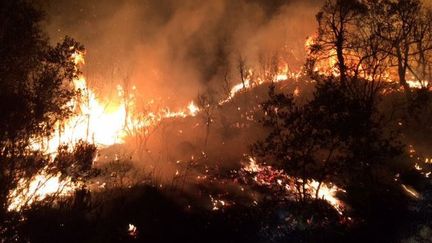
[
  {"x1": 402, "y1": 184, "x2": 420, "y2": 199},
  {"x1": 128, "y1": 224, "x2": 138, "y2": 238},
  {"x1": 243, "y1": 157, "x2": 345, "y2": 214},
  {"x1": 7, "y1": 166, "x2": 79, "y2": 211}
]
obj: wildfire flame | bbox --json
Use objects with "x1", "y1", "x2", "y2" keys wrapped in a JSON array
[
  {"x1": 306, "y1": 36, "x2": 430, "y2": 89},
  {"x1": 243, "y1": 157, "x2": 345, "y2": 214},
  {"x1": 9, "y1": 50, "x2": 204, "y2": 211},
  {"x1": 128, "y1": 223, "x2": 138, "y2": 238},
  {"x1": 7, "y1": 39, "x2": 333, "y2": 212},
  {"x1": 7, "y1": 167, "x2": 79, "y2": 211}
]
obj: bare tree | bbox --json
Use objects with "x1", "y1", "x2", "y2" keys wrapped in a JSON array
[
  {"x1": 125, "y1": 101, "x2": 161, "y2": 162},
  {"x1": 369, "y1": 0, "x2": 432, "y2": 94},
  {"x1": 311, "y1": 0, "x2": 366, "y2": 84},
  {"x1": 258, "y1": 53, "x2": 279, "y2": 84},
  {"x1": 237, "y1": 54, "x2": 248, "y2": 88},
  {"x1": 197, "y1": 92, "x2": 216, "y2": 147},
  {"x1": 222, "y1": 65, "x2": 232, "y2": 98},
  {"x1": 410, "y1": 7, "x2": 432, "y2": 89}
]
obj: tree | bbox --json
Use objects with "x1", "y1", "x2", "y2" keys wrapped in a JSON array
[
  {"x1": 237, "y1": 54, "x2": 249, "y2": 89},
  {"x1": 363, "y1": 0, "x2": 432, "y2": 96},
  {"x1": 252, "y1": 77, "x2": 404, "y2": 216},
  {"x1": 0, "y1": 0, "x2": 84, "y2": 216},
  {"x1": 197, "y1": 92, "x2": 216, "y2": 147},
  {"x1": 55, "y1": 140, "x2": 97, "y2": 181},
  {"x1": 310, "y1": 0, "x2": 366, "y2": 84},
  {"x1": 252, "y1": 84, "x2": 340, "y2": 201},
  {"x1": 410, "y1": 5, "x2": 432, "y2": 89},
  {"x1": 310, "y1": 0, "x2": 432, "y2": 96},
  {"x1": 258, "y1": 53, "x2": 279, "y2": 84},
  {"x1": 370, "y1": 0, "x2": 421, "y2": 94}
]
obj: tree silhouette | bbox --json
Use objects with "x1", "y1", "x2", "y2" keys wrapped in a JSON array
[
  {"x1": 370, "y1": 0, "x2": 423, "y2": 95},
  {"x1": 253, "y1": 76, "x2": 405, "y2": 220},
  {"x1": 310, "y1": 0, "x2": 366, "y2": 84},
  {"x1": 197, "y1": 92, "x2": 216, "y2": 147},
  {"x1": 0, "y1": 0, "x2": 84, "y2": 216},
  {"x1": 311, "y1": 0, "x2": 432, "y2": 96}
]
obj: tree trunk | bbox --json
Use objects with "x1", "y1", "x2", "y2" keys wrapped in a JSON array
[
  {"x1": 336, "y1": 36, "x2": 347, "y2": 85},
  {"x1": 396, "y1": 49, "x2": 412, "y2": 100}
]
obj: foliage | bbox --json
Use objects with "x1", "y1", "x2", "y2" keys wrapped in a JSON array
[
  {"x1": 253, "y1": 77, "x2": 405, "y2": 220},
  {"x1": 0, "y1": 0, "x2": 83, "y2": 215},
  {"x1": 55, "y1": 141, "x2": 97, "y2": 181}
]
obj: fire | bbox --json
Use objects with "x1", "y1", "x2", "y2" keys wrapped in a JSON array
[
  {"x1": 243, "y1": 157, "x2": 345, "y2": 214},
  {"x1": 71, "y1": 51, "x2": 85, "y2": 65},
  {"x1": 219, "y1": 79, "x2": 252, "y2": 105},
  {"x1": 219, "y1": 64, "x2": 300, "y2": 105},
  {"x1": 244, "y1": 157, "x2": 261, "y2": 173},
  {"x1": 209, "y1": 194, "x2": 230, "y2": 211},
  {"x1": 50, "y1": 51, "x2": 128, "y2": 148},
  {"x1": 9, "y1": 39, "x2": 339, "y2": 212},
  {"x1": 406, "y1": 80, "x2": 430, "y2": 89},
  {"x1": 306, "y1": 37, "x2": 431, "y2": 89},
  {"x1": 9, "y1": 50, "x2": 205, "y2": 211},
  {"x1": 161, "y1": 102, "x2": 200, "y2": 119},
  {"x1": 401, "y1": 184, "x2": 420, "y2": 199},
  {"x1": 128, "y1": 224, "x2": 138, "y2": 238},
  {"x1": 61, "y1": 76, "x2": 127, "y2": 146},
  {"x1": 306, "y1": 180, "x2": 345, "y2": 214},
  {"x1": 7, "y1": 167, "x2": 79, "y2": 211},
  {"x1": 36, "y1": 51, "x2": 204, "y2": 153},
  {"x1": 187, "y1": 101, "x2": 199, "y2": 116}
]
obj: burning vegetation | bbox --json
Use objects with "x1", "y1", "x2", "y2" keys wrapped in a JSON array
[{"x1": 1, "y1": 0, "x2": 432, "y2": 242}]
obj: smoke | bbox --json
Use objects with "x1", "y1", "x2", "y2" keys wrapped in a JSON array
[
  {"x1": 42, "y1": 0, "x2": 321, "y2": 107},
  {"x1": 36, "y1": 0, "x2": 325, "y2": 185}
]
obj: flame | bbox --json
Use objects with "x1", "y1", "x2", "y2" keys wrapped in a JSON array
[
  {"x1": 10, "y1": 44, "x2": 308, "y2": 211},
  {"x1": 34, "y1": 51, "x2": 204, "y2": 153},
  {"x1": 243, "y1": 157, "x2": 345, "y2": 214},
  {"x1": 306, "y1": 179, "x2": 345, "y2": 213},
  {"x1": 306, "y1": 37, "x2": 431, "y2": 89},
  {"x1": 7, "y1": 167, "x2": 79, "y2": 211},
  {"x1": 128, "y1": 224, "x2": 138, "y2": 238},
  {"x1": 244, "y1": 157, "x2": 262, "y2": 173},
  {"x1": 187, "y1": 101, "x2": 199, "y2": 116},
  {"x1": 401, "y1": 184, "x2": 420, "y2": 199},
  {"x1": 219, "y1": 63, "x2": 300, "y2": 105},
  {"x1": 71, "y1": 51, "x2": 85, "y2": 65},
  {"x1": 209, "y1": 194, "x2": 230, "y2": 211},
  {"x1": 63, "y1": 76, "x2": 126, "y2": 146}
]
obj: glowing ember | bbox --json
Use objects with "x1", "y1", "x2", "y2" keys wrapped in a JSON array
[
  {"x1": 71, "y1": 51, "x2": 85, "y2": 65},
  {"x1": 401, "y1": 184, "x2": 420, "y2": 199},
  {"x1": 406, "y1": 80, "x2": 429, "y2": 89},
  {"x1": 306, "y1": 179, "x2": 345, "y2": 214},
  {"x1": 243, "y1": 157, "x2": 345, "y2": 214},
  {"x1": 209, "y1": 195, "x2": 230, "y2": 211},
  {"x1": 187, "y1": 101, "x2": 200, "y2": 116},
  {"x1": 244, "y1": 157, "x2": 262, "y2": 173},
  {"x1": 128, "y1": 224, "x2": 138, "y2": 238}
]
